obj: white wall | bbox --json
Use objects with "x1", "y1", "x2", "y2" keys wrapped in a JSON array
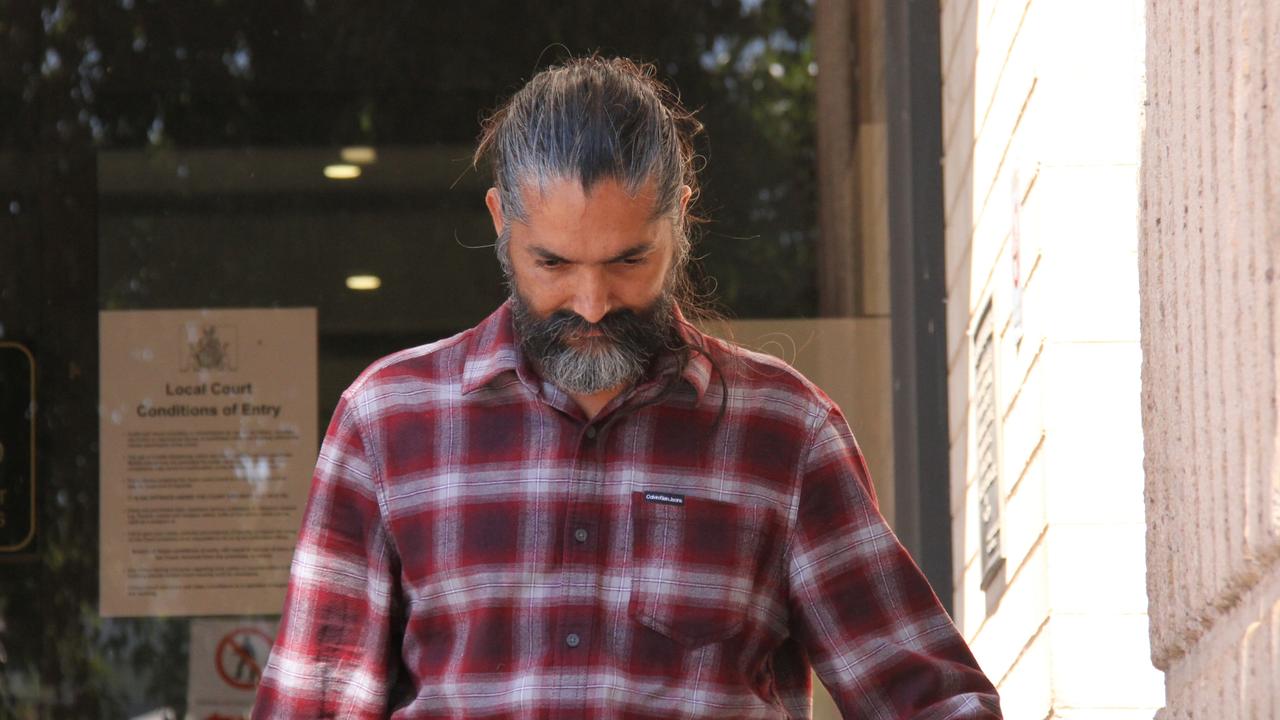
[{"x1": 941, "y1": 0, "x2": 1164, "y2": 716}]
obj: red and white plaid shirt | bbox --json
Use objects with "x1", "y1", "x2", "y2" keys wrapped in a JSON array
[{"x1": 253, "y1": 302, "x2": 1001, "y2": 719}]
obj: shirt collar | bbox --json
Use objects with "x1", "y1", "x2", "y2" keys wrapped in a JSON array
[
  {"x1": 460, "y1": 300, "x2": 714, "y2": 403},
  {"x1": 460, "y1": 301, "x2": 526, "y2": 395},
  {"x1": 654, "y1": 306, "x2": 713, "y2": 403}
]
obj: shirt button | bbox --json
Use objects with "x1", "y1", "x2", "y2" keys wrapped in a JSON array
[
  {"x1": 565, "y1": 633, "x2": 581, "y2": 648},
  {"x1": 585, "y1": 426, "x2": 597, "y2": 439},
  {"x1": 573, "y1": 528, "x2": 588, "y2": 543}
]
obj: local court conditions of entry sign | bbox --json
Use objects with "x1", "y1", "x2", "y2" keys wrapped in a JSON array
[{"x1": 98, "y1": 308, "x2": 317, "y2": 617}]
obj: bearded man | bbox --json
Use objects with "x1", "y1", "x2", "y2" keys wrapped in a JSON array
[{"x1": 253, "y1": 56, "x2": 1002, "y2": 719}]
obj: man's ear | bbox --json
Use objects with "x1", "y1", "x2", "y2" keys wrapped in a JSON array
[
  {"x1": 484, "y1": 187, "x2": 505, "y2": 236},
  {"x1": 675, "y1": 181, "x2": 696, "y2": 221}
]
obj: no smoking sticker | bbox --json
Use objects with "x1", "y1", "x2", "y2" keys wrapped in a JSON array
[
  {"x1": 188, "y1": 618, "x2": 278, "y2": 719},
  {"x1": 215, "y1": 627, "x2": 273, "y2": 690}
]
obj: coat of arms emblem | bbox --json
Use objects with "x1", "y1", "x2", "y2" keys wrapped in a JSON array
[{"x1": 183, "y1": 325, "x2": 237, "y2": 372}]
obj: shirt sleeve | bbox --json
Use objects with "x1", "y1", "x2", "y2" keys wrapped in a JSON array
[
  {"x1": 253, "y1": 391, "x2": 404, "y2": 719},
  {"x1": 786, "y1": 407, "x2": 1003, "y2": 719}
]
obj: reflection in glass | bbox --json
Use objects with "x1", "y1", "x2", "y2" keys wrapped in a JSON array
[{"x1": 0, "y1": 1, "x2": 817, "y2": 716}]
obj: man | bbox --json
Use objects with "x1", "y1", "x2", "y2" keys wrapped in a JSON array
[{"x1": 254, "y1": 56, "x2": 1001, "y2": 719}]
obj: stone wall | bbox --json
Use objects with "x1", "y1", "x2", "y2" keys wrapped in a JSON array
[{"x1": 1140, "y1": 0, "x2": 1280, "y2": 716}]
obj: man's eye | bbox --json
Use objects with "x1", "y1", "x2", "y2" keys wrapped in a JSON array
[
  {"x1": 538, "y1": 259, "x2": 564, "y2": 269},
  {"x1": 617, "y1": 256, "x2": 646, "y2": 266}
]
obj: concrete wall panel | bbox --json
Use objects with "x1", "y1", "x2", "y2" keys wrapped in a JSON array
[{"x1": 1141, "y1": 0, "x2": 1280, "y2": 713}]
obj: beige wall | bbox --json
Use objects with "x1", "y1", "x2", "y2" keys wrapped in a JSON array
[
  {"x1": 942, "y1": 0, "x2": 1164, "y2": 716},
  {"x1": 815, "y1": 0, "x2": 892, "y2": 319},
  {"x1": 1140, "y1": 0, "x2": 1280, "y2": 716}
]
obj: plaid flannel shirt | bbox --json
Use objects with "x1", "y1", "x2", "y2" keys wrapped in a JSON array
[{"x1": 253, "y1": 302, "x2": 1001, "y2": 719}]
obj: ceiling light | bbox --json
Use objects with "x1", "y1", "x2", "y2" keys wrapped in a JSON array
[
  {"x1": 345, "y1": 274, "x2": 381, "y2": 291},
  {"x1": 324, "y1": 164, "x2": 361, "y2": 180},
  {"x1": 341, "y1": 146, "x2": 377, "y2": 164}
]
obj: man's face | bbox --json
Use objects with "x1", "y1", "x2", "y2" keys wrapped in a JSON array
[{"x1": 484, "y1": 177, "x2": 686, "y2": 395}]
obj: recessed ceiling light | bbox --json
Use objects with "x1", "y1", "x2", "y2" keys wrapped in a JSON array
[
  {"x1": 324, "y1": 164, "x2": 361, "y2": 180},
  {"x1": 345, "y1": 274, "x2": 381, "y2": 291},
  {"x1": 341, "y1": 146, "x2": 377, "y2": 164}
]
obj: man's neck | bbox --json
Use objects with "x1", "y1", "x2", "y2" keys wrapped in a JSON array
[{"x1": 569, "y1": 387, "x2": 623, "y2": 420}]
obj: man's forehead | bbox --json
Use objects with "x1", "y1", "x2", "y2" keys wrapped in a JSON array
[
  {"x1": 509, "y1": 177, "x2": 669, "y2": 252},
  {"x1": 517, "y1": 175, "x2": 663, "y2": 220}
]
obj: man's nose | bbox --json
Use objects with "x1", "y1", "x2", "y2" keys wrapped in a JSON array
[{"x1": 569, "y1": 270, "x2": 612, "y2": 325}]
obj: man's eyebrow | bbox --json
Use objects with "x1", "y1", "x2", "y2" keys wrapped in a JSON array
[
  {"x1": 527, "y1": 242, "x2": 656, "y2": 264},
  {"x1": 528, "y1": 245, "x2": 569, "y2": 263},
  {"x1": 603, "y1": 242, "x2": 656, "y2": 263}
]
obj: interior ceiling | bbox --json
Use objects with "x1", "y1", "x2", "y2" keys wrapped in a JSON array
[
  {"x1": 95, "y1": 145, "x2": 507, "y2": 340},
  {"x1": 97, "y1": 145, "x2": 487, "y2": 196}
]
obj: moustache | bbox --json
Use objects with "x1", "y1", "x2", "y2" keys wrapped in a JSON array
[{"x1": 538, "y1": 309, "x2": 646, "y2": 344}]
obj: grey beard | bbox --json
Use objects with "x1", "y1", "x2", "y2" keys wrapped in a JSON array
[
  {"x1": 510, "y1": 290, "x2": 675, "y2": 395},
  {"x1": 537, "y1": 336, "x2": 648, "y2": 394}
]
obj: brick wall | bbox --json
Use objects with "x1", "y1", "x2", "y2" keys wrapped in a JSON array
[
  {"x1": 942, "y1": 0, "x2": 1164, "y2": 715},
  {"x1": 1140, "y1": 0, "x2": 1280, "y2": 716}
]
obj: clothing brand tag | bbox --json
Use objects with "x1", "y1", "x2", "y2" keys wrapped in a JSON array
[{"x1": 644, "y1": 492, "x2": 684, "y2": 506}]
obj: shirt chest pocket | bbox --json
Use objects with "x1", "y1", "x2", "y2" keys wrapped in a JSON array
[{"x1": 628, "y1": 491, "x2": 770, "y2": 648}]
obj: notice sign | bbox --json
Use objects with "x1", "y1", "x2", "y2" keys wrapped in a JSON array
[
  {"x1": 187, "y1": 618, "x2": 278, "y2": 719},
  {"x1": 99, "y1": 308, "x2": 317, "y2": 617}
]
